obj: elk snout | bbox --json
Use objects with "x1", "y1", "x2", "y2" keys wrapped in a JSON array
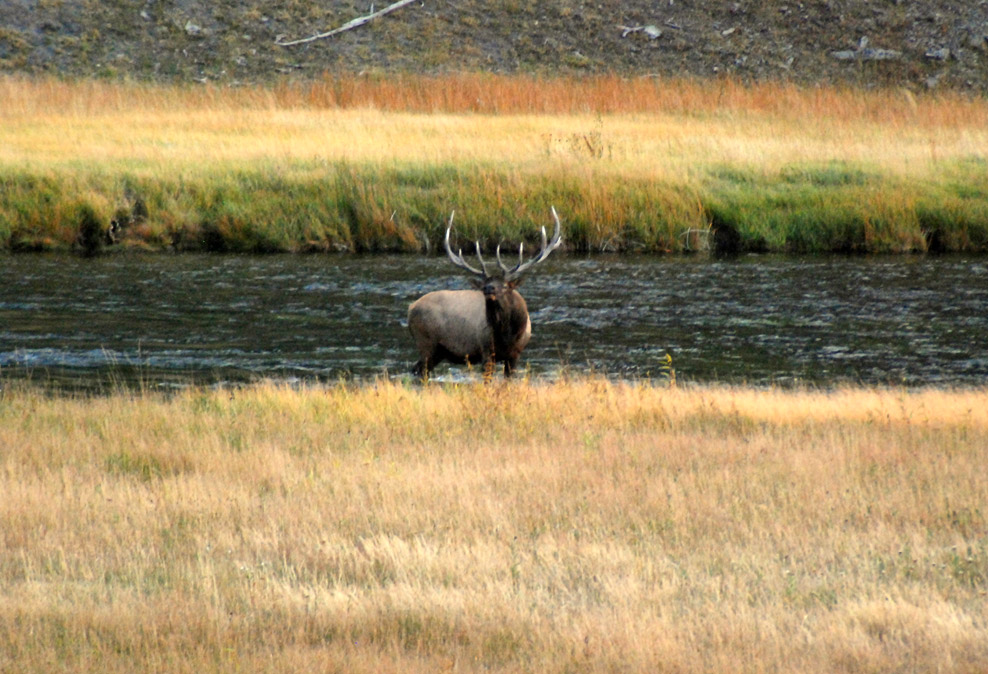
[{"x1": 482, "y1": 281, "x2": 499, "y2": 301}]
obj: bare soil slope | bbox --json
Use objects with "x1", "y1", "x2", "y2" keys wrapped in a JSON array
[{"x1": 1, "y1": 1, "x2": 986, "y2": 91}]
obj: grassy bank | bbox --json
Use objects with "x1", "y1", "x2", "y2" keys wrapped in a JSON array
[
  {"x1": 1, "y1": 379, "x2": 986, "y2": 672},
  {"x1": 2, "y1": 75, "x2": 987, "y2": 254}
]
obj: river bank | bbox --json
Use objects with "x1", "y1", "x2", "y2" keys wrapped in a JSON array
[{"x1": 2, "y1": 75, "x2": 987, "y2": 255}]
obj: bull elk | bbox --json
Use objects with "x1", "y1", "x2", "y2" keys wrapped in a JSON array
[{"x1": 408, "y1": 208, "x2": 563, "y2": 379}]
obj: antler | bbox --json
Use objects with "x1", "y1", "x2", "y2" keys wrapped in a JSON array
[
  {"x1": 500, "y1": 206, "x2": 563, "y2": 282},
  {"x1": 444, "y1": 207, "x2": 563, "y2": 281},
  {"x1": 443, "y1": 211, "x2": 488, "y2": 278}
]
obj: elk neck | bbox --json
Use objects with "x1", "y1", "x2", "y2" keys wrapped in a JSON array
[{"x1": 483, "y1": 282, "x2": 528, "y2": 349}]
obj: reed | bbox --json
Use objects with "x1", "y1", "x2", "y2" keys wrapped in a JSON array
[
  {"x1": 1, "y1": 75, "x2": 987, "y2": 253},
  {"x1": 1, "y1": 379, "x2": 986, "y2": 673}
]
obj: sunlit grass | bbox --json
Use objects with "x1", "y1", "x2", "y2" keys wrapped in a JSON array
[
  {"x1": 1, "y1": 74, "x2": 987, "y2": 253},
  {"x1": 1, "y1": 379, "x2": 986, "y2": 672},
  {"x1": 3, "y1": 77, "x2": 986, "y2": 173}
]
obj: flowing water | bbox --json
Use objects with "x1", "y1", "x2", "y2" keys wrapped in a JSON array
[{"x1": 1, "y1": 253, "x2": 986, "y2": 390}]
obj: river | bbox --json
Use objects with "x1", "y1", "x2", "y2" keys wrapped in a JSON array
[{"x1": 1, "y1": 253, "x2": 986, "y2": 390}]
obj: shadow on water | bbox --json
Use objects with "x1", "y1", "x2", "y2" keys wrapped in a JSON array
[{"x1": 1, "y1": 252, "x2": 986, "y2": 391}]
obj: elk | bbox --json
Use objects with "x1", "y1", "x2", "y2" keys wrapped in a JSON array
[{"x1": 408, "y1": 208, "x2": 563, "y2": 379}]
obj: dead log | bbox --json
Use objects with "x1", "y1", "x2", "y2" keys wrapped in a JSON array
[{"x1": 276, "y1": 0, "x2": 418, "y2": 47}]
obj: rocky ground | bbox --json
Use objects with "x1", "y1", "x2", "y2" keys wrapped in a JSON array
[{"x1": 1, "y1": 1, "x2": 987, "y2": 91}]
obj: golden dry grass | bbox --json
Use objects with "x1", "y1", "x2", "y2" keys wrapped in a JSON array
[
  {"x1": 1, "y1": 379, "x2": 986, "y2": 672},
  {"x1": 2, "y1": 75, "x2": 987, "y2": 176}
]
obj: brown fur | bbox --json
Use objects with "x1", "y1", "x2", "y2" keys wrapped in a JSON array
[{"x1": 408, "y1": 280, "x2": 531, "y2": 378}]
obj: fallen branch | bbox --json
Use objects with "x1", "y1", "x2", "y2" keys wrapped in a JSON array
[
  {"x1": 276, "y1": 0, "x2": 418, "y2": 47},
  {"x1": 618, "y1": 24, "x2": 662, "y2": 39}
]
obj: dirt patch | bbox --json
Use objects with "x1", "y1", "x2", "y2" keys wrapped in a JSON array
[{"x1": 1, "y1": 1, "x2": 986, "y2": 91}]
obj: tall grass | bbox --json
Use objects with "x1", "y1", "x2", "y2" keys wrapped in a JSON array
[
  {"x1": 1, "y1": 379, "x2": 986, "y2": 672},
  {"x1": 6, "y1": 73, "x2": 988, "y2": 122},
  {"x1": 1, "y1": 75, "x2": 987, "y2": 253}
]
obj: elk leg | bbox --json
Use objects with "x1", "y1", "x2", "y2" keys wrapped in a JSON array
[
  {"x1": 412, "y1": 359, "x2": 429, "y2": 379},
  {"x1": 413, "y1": 344, "x2": 459, "y2": 379},
  {"x1": 412, "y1": 348, "x2": 439, "y2": 379}
]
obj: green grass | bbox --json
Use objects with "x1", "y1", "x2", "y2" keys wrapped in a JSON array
[
  {"x1": 3, "y1": 159, "x2": 987, "y2": 255},
  {"x1": 0, "y1": 162, "x2": 704, "y2": 253},
  {"x1": 704, "y1": 161, "x2": 988, "y2": 254}
]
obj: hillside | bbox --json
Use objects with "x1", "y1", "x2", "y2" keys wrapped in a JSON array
[{"x1": 1, "y1": 1, "x2": 986, "y2": 91}]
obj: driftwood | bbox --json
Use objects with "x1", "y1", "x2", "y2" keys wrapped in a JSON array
[
  {"x1": 276, "y1": 0, "x2": 418, "y2": 47},
  {"x1": 619, "y1": 24, "x2": 662, "y2": 39}
]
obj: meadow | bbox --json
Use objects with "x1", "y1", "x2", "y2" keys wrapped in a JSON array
[
  {"x1": 1, "y1": 378, "x2": 987, "y2": 673},
  {"x1": 2, "y1": 74, "x2": 988, "y2": 253}
]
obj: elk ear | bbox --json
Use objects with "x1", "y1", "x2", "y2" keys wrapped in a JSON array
[
  {"x1": 469, "y1": 278, "x2": 484, "y2": 289},
  {"x1": 507, "y1": 278, "x2": 522, "y2": 289}
]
